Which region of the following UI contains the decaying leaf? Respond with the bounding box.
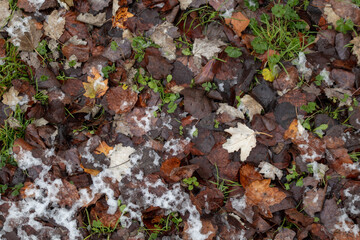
[238,95,264,121]
[77,12,106,27]
[2,87,24,111]
[112,7,134,29]
[94,141,114,156]
[324,88,353,107]
[108,143,136,181]
[216,103,245,120]
[7,15,42,52]
[258,161,283,180]
[0,0,11,28]
[192,37,226,68]
[83,67,109,99]
[350,36,360,66]
[57,0,74,10]
[223,122,257,161]
[225,11,250,37]
[245,179,286,217]
[44,10,65,40]
[80,163,100,176]
[324,4,341,27]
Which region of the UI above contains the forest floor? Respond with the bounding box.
[0,0,360,239]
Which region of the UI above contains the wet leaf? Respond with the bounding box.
[113,7,134,29]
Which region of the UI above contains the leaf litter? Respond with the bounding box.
[0,0,360,239]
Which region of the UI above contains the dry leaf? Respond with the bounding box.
[192,37,226,68]
[0,0,11,28]
[216,103,245,120]
[258,161,283,180]
[239,164,263,188]
[225,11,250,37]
[77,12,106,27]
[2,87,24,110]
[238,95,264,121]
[44,10,65,40]
[245,179,286,218]
[94,141,114,156]
[350,36,360,66]
[223,122,257,161]
[83,67,109,99]
[7,15,42,52]
[80,163,100,176]
[324,4,340,27]
[150,22,179,61]
[112,7,134,29]
[108,143,136,181]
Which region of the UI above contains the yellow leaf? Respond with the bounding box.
[262,68,275,82]
[80,163,100,176]
[94,141,114,156]
[83,67,109,99]
[112,7,134,29]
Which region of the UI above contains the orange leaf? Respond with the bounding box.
[83,67,109,99]
[112,7,134,29]
[80,163,100,176]
[239,164,263,188]
[245,179,286,218]
[225,12,250,37]
[160,157,181,176]
[94,141,114,156]
[284,119,299,140]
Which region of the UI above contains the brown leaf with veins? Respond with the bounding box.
[239,164,263,188]
[245,179,286,218]
[83,67,109,99]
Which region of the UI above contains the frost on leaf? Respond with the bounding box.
[223,122,257,161]
[2,87,24,111]
[83,67,109,99]
[108,143,136,181]
[350,36,360,66]
[44,10,65,40]
[0,0,11,28]
[258,161,283,180]
[6,14,42,52]
[192,37,226,68]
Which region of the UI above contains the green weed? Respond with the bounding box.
[0,105,33,168]
[183,176,199,191]
[0,42,32,97]
[131,36,158,62]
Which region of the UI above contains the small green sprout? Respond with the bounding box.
[183,176,199,190]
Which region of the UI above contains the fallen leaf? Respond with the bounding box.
[149,22,179,61]
[179,0,192,10]
[258,161,283,180]
[7,15,42,52]
[2,87,24,111]
[94,141,114,156]
[238,95,264,121]
[44,10,65,40]
[108,143,136,181]
[239,164,263,188]
[112,7,134,29]
[103,86,138,114]
[303,187,326,217]
[223,122,257,161]
[324,4,341,27]
[77,12,106,27]
[216,103,245,120]
[80,163,100,176]
[350,36,360,65]
[225,11,250,37]
[83,67,109,99]
[192,37,226,68]
[181,88,212,119]
[0,0,11,28]
[245,179,286,218]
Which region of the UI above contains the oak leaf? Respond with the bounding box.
[83,67,109,99]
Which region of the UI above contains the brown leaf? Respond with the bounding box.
[225,11,250,37]
[181,88,212,119]
[239,164,263,188]
[8,18,42,52]
[62,43,90,62]
[169,165,199,182]
[90,198,122,228]
[245,179,286,218]
[112,7,134,29]
[103,86,138,114]
[160,157,181,177]
[83,67,109,99]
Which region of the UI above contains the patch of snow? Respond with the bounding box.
[334,208,360,236]
[320,68,332,86]
[292,52,312,80]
